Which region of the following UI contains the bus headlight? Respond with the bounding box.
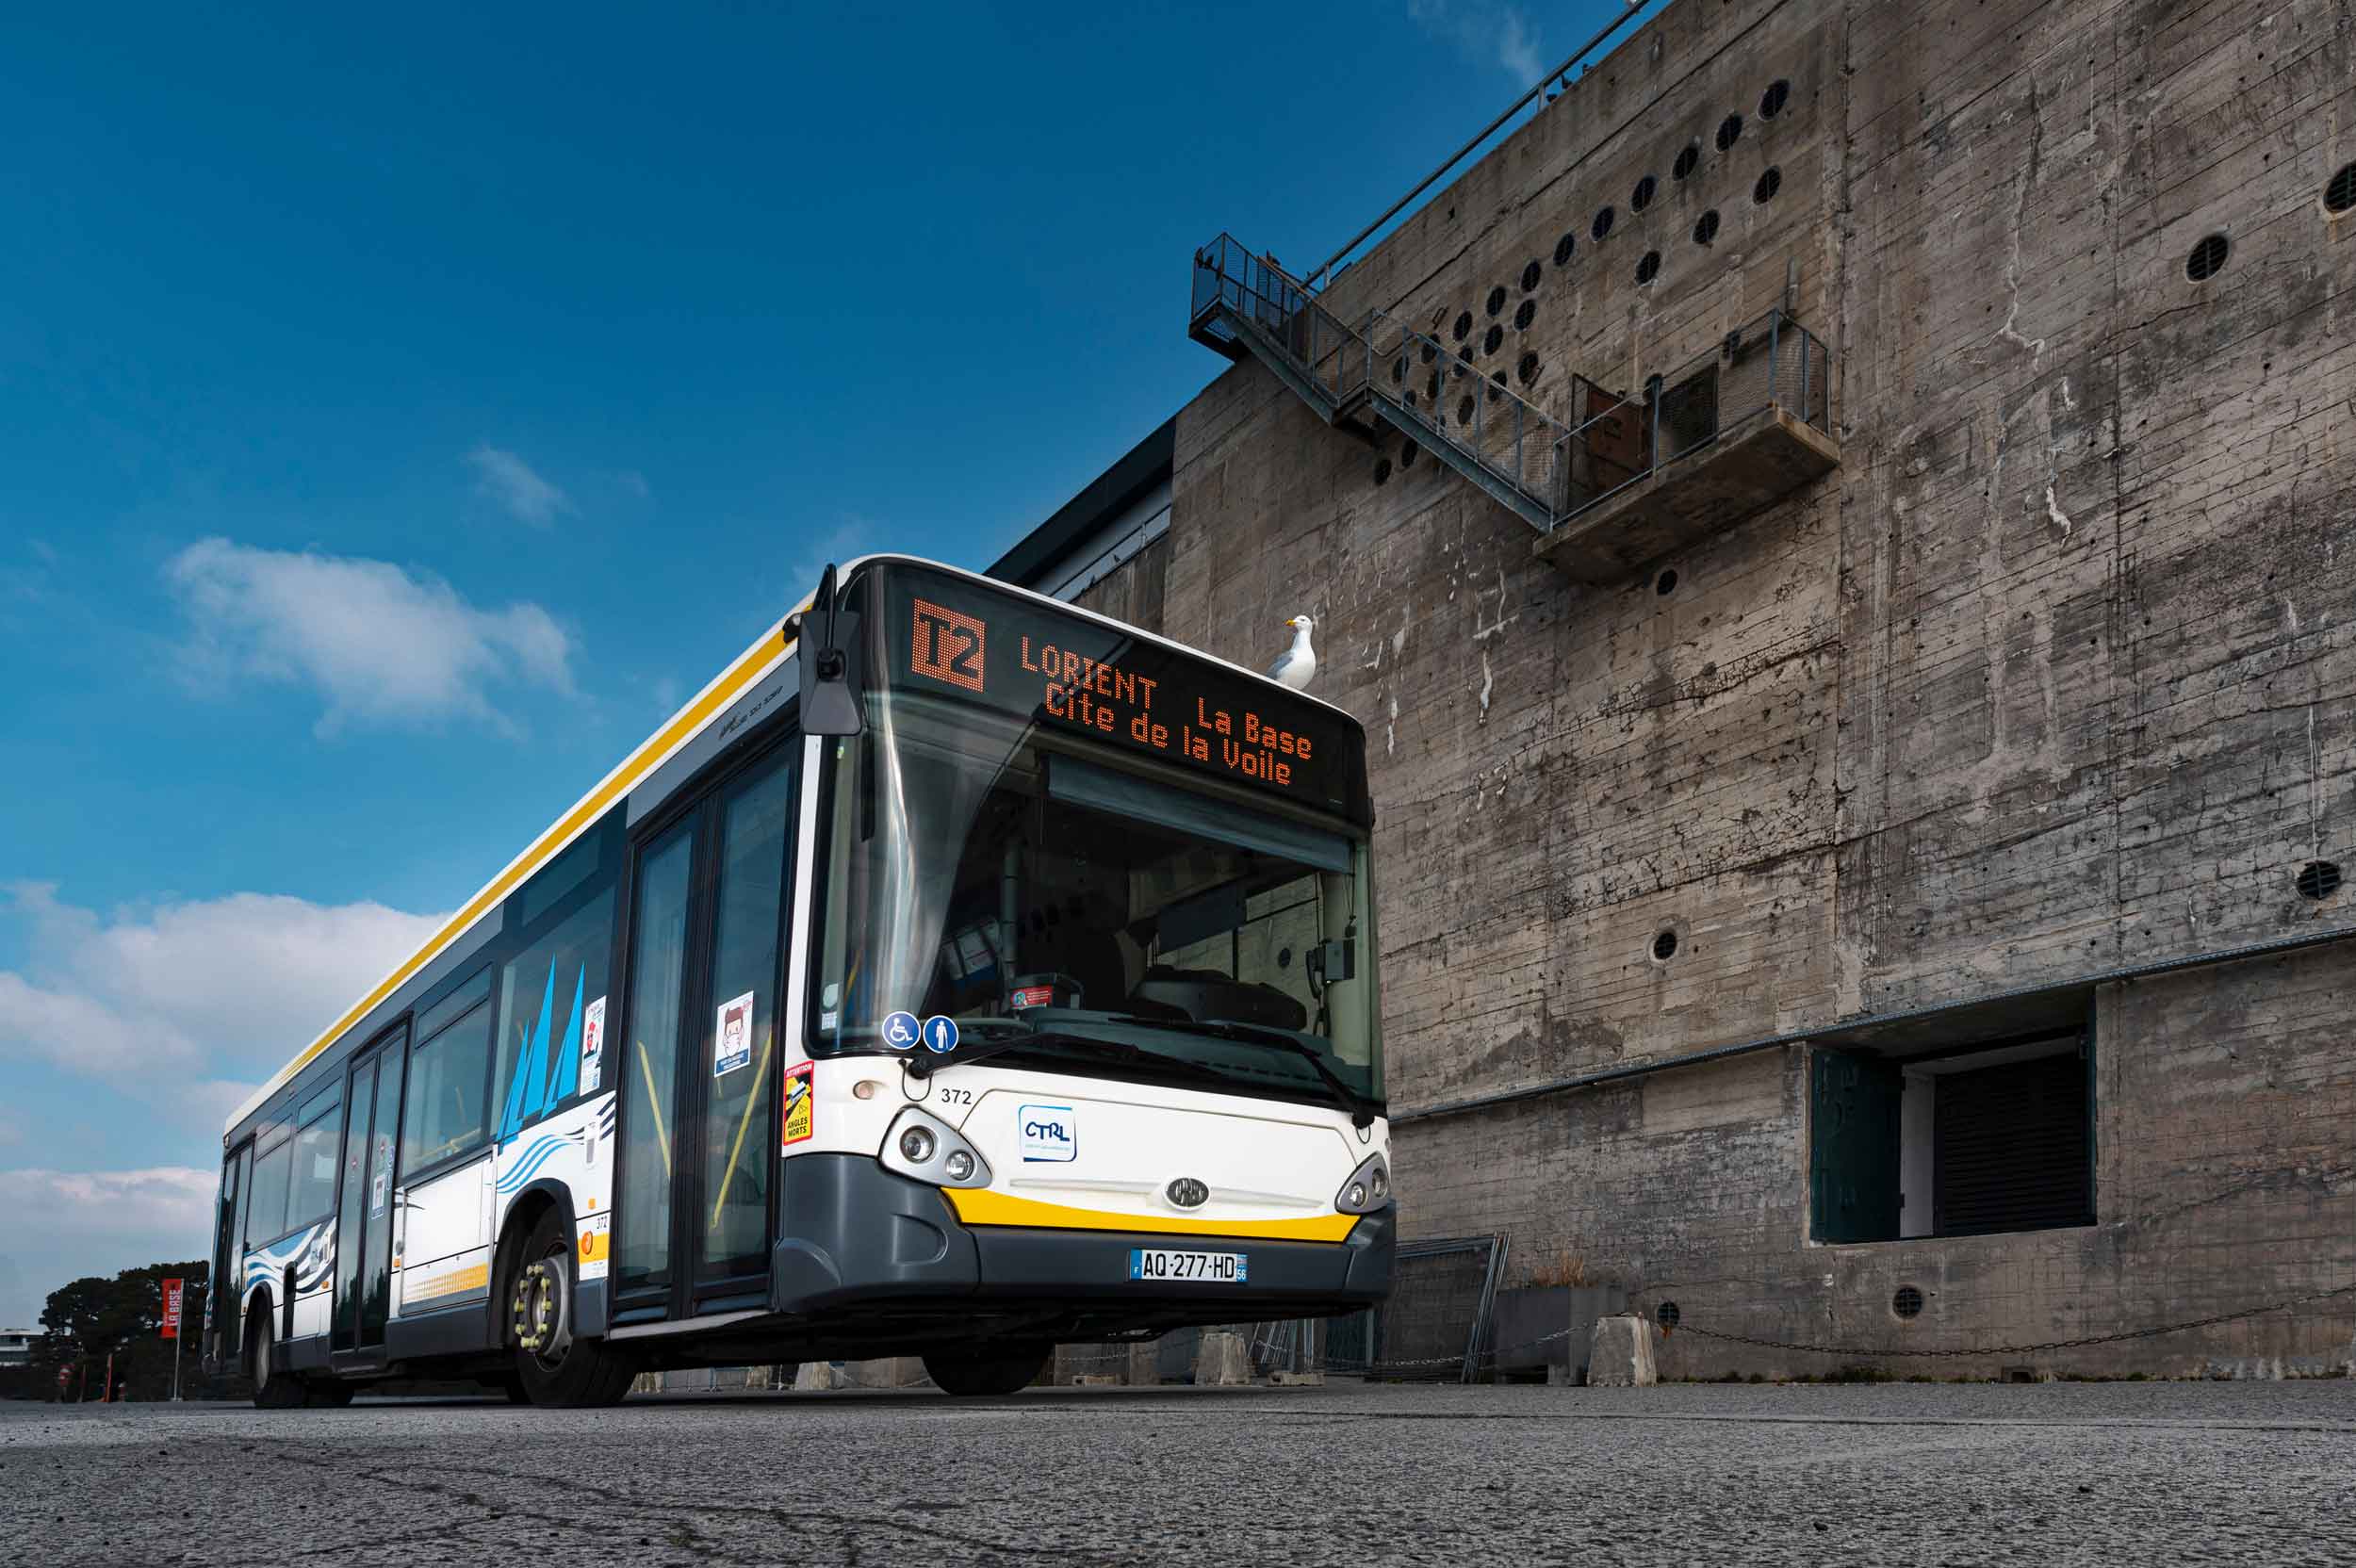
[1334,1153,1391,1213]
[881,1107,992,1189]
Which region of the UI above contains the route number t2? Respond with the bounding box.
[911,597,987,694]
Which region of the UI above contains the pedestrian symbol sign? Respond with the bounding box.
[923,1015,959,1054]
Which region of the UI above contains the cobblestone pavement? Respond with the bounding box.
[7,1380,2353,1566]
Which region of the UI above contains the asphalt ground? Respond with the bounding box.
[6,1380,2353,1567]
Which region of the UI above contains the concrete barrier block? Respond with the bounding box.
[1127,1342,1162,1385]
[1194,1331,1252,1386]
[793,1361,844,1391]
[1586,1314,1658,1387]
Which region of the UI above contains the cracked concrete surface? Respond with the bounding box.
[8,1380,2353,1566]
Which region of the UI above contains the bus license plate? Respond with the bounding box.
[1128,1249,1247,1283]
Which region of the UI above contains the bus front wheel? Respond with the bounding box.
[504,1208,633,1407]
[923,1343,1050,1397]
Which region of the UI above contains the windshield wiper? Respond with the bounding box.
[1109,1015,1380,1129]
[903,1023,1133,1080]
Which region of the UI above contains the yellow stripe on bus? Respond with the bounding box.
[234,617,802,1127]
[944,1189,1358,1243]
[403,1262,490,1301]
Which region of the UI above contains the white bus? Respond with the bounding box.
[203,556,1391,1405]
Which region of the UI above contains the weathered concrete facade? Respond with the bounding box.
[1077,0,2356,1376]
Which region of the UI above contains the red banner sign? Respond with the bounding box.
[160,1277,184,1339]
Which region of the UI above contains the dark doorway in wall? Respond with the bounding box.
[1810,1028,2093,1244]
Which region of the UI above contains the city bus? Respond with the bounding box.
[202,556,1392,1405]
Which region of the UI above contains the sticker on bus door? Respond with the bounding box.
[713,991,755,1077]
[581,995,607,1090]
[781,1061,813,1150]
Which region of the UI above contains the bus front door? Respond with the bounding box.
[612,743,798,1325]
[333,1024,408,1360]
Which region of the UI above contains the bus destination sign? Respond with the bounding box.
[883,566,1367,822]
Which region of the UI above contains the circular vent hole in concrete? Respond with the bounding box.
[2330,163,2356,214]
[1554,231,1577,266]
[1458,394,1476,426]
[1392,357,1406,384]
[1656,567,1678,596]
[1759,79,1791,119]
[1593,205,1615,241]
[1399,441,1418,468]
[1483,323,1505,355]
[1517,351,1541,385]
[1486,285,1508,317]
[1652,928,1677,960]
[2185,233,2229,281]
[1635,250,1661,285]
[1893,1285,1924,1319]
[1673,143,1699,180]
[1755,166,1782,204]
[2296,859,2342,900]
[1372,457,1392,486]
[1514,299,1537,331]
[1693,209,1720,246]
[1657,1300,1681,1329]
[1453,310,1473,341]
[1521,259,1544,291]
[1716,113,1743,152]
[1631,173,1658,212]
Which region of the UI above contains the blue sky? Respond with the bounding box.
[0,1,1656,1326]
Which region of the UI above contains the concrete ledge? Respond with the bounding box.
[1536,404,1841,585]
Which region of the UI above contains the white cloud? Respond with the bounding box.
[0,1167,218,1327]
[0,887,444,1326]
[1408,0,1546,81]
[0,881,445,1094]
[166,536,577,736]
[466,444,574,526]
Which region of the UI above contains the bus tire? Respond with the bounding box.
[923,1344,1049,1396]
[247,1307,303,1410]
[505,1207,632,1407]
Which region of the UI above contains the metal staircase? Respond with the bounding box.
[1189,235,1570,533]
[1189,232,1841,580]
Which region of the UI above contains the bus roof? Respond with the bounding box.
[225,555,1358,1135]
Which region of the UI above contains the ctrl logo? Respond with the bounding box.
[1018,1104,1076,1163]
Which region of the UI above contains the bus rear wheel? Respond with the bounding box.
[923,1343,1049,1396]
[505,1208,632,1407]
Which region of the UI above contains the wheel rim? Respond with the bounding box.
[512,1249,572,1370]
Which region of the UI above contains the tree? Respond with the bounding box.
[11,1261,222,1401]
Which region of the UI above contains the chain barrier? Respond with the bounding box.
[1662,1280,2356,1361]
[1049,1281,2356,1384]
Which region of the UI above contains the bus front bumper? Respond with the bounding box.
[769,1154,1393,1322]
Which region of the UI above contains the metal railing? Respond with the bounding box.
[1359,309,1573,526]
[1560,308,1833,520]
[1191,239,1835,536]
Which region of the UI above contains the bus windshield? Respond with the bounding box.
[809,687,1383,1106]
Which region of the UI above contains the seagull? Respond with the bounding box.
[1267,615,1317,690]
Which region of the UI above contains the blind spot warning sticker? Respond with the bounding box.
[782,1062,814,1150]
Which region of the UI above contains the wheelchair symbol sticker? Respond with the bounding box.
[923,1015,960,1054]
[882,1011,920,1051]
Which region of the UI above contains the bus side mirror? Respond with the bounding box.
[796,563,864,737]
